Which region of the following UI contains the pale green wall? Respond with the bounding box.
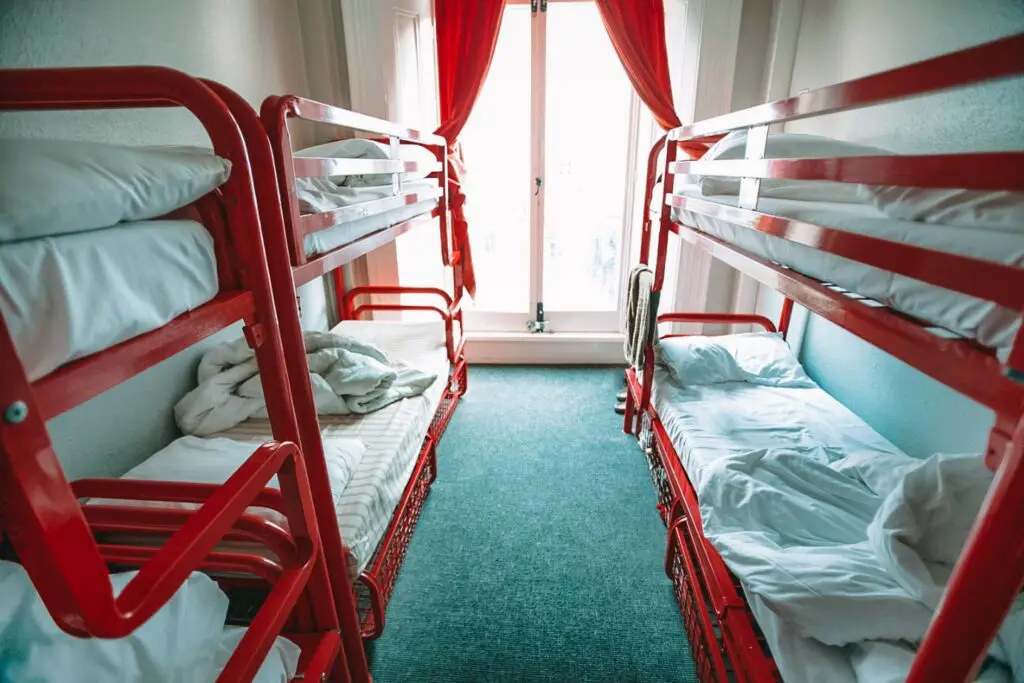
[769,0,1024,457]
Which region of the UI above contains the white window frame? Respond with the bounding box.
[462,0,646,335]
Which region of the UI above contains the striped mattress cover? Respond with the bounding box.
[215,318,450,577]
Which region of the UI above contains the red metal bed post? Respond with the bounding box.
[0,70,328,663]
[907,412,1024,681]
[777,298,794,339]
[635,137,678,433]
[209,81,371,683]
[639,135,668,267]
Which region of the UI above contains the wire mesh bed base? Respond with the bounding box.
[354,357,467,640]
[627,368,780,683]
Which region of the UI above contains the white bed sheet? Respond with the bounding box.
[651,366,903,491]
[655,185,1024,352]
[652,370,1021,682]
[217,319,450,577]
[0,220,218,381]
[297,179,440,257]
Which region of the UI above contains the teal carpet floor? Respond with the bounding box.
[368,367,698,682]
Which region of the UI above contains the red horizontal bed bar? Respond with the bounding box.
[671,151,1024,192]
[668,32,1024,140]
[667,194,1024,313]
[292,156,443,179]
[299,186,444,236]
[271,94,446,146]
[291,209,443,286]
[34,292,254,420]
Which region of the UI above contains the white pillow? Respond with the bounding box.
[295,138,437,187]
[0,138,231,243]
[859,186,1024,232]
[0,562,229,683]
[656,332,815,388]
[698,131,891,203]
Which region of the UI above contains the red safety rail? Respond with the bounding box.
[0,66,342,680]
[204,82,374,683]
[213,85,467,671]
[260,95,459,283]
[627,32,1024,683]
[340,286,466,638]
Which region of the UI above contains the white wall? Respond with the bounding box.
[0,0,328,478]
[772,0,1024,457]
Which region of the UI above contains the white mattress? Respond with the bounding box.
[217,319,450,576]
[661,185,1024,352]
[0,220,219,381]
[299,179,440,257]
[651,367,904,491]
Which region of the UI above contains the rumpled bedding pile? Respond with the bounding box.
[0,562,298,683]
[175,330,437,435]
[655,332,1023,682]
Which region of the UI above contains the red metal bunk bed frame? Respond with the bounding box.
[218,91,466,645]
[623,33,1024,683]
[0,67,348,683]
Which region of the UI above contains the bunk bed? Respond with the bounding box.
[208,87,467,642]
[623,33,1024,683]
[0,67,349,682]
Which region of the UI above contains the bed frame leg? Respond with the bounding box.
[623,384,635,434]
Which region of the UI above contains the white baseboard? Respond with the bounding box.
[466,331,626,365]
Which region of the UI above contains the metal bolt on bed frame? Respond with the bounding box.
[4,400,27,424]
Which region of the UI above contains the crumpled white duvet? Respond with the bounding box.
[175,331,437,436]
[698,449,1024,682]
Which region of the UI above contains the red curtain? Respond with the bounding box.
[434,0,507,298]
[594,0,706,158]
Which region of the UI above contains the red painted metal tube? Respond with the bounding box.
[98,544,286,585]
[33,292,254,421]
[0,68,334,682]
[672,152,1024,192]
[777,299,795,339]
[344,286,463,364]
[670,33,1024,140]
[83,505,298,568]
[639,135,668,267]
[292,632,344,683]
[300,187,444,237]
[207,81,369,683]
[907,415,1024,682]
[668,194,1024,312]
[657,312,777,334]
[216,560,314,682]
[292,211,442,287]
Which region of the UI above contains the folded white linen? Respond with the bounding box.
[175,332,437,435]
[698,449,1023,682]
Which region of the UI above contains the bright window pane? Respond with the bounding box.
[542,2,632,312]
[459,4,532,313]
